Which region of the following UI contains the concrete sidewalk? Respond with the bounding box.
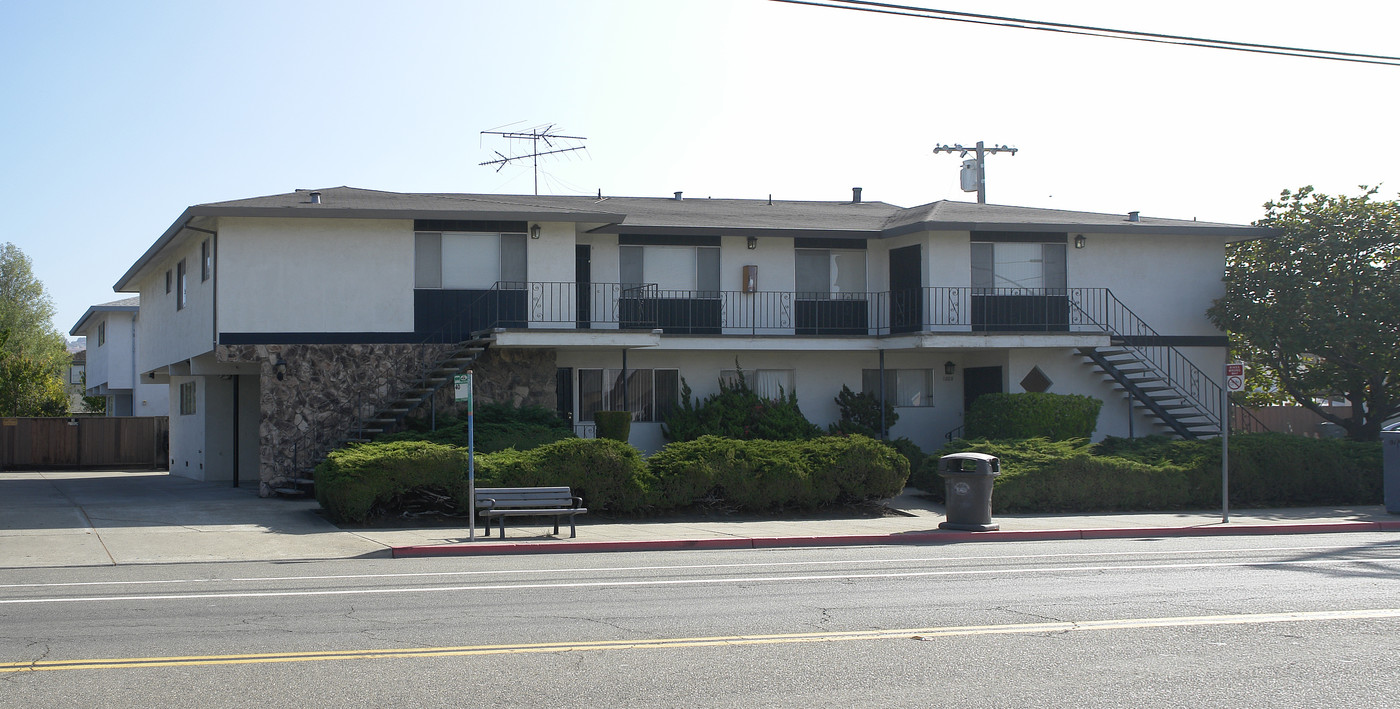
[1,470,1396,568]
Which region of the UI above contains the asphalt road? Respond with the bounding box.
[2,534,1398,708]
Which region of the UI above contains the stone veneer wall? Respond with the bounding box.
[217,344,557,496]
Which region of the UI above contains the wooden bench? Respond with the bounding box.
[474,486,587,539]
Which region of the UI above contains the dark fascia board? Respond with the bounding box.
[588,224,882,240]
[881,220,1278,240]
[114,204,630,291]
[69,304,140,336]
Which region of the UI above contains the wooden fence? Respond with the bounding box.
[1234,405,1351,438]
[0,417,169,470]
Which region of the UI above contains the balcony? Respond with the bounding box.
[418,283,1124,341]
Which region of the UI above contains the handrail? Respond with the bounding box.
[1067,288,1223,431]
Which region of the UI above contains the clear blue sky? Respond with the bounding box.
[2,0,1396,340]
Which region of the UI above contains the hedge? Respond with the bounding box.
[964,392,1102,440]
[910,433,1382,512]
[315,434,910,523]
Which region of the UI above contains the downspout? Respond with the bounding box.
[878,350,887,440]
[232,375,239,488]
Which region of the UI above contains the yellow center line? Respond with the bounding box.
[4,608,1397,673]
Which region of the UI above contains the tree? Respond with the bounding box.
[1207,186,1400,441]
[0,243,70,417]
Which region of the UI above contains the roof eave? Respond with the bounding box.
[880,220,1277,240]
[588,224,883,239]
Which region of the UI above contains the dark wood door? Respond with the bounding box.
[963,366,1003,413]
[889,245,922,333]
[575,245,591,328]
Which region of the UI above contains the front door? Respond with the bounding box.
[963,366,1003,413]
[575,245,591,328]
[889,245,922,334]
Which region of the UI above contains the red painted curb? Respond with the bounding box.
[388,520,1396,558]
[1080,522,1382,539]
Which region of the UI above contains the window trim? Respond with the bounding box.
[863,368,936,407]
[176,259,187,310]
[179,381,196,416]
[577,368,679,423]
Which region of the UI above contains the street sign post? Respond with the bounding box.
[456,372,476,541]
[1221,362,1244,523]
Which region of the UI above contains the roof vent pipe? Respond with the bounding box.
[1127,210,1140,222]
[309,191,322,205]
[674,191,683,201]
[852,187,863,203]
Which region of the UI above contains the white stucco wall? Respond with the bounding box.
[217,217,415,334]
[134,235,217,374]
[168,375,206,480]
[1067,232,1227,336]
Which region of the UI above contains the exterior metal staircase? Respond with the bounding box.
[1078,345,1220,439]
[1068,288,1267,440]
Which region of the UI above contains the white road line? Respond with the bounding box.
[2,556,1398,605]
[0,542,1390,590]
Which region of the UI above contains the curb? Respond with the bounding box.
[391,520,1398,558]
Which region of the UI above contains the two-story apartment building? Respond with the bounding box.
[112,186,1270,495]
[69,297,171,417]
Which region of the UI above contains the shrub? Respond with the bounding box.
[910,434,1382,512]
[314,441,468,524]
[828,385,897,438]
[381,403,574,453]
[663,369,821,442]
[593,411,632,442]
[648,435,909,512]
[964,392,1102,440]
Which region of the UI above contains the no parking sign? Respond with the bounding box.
[1226,363,1245,392]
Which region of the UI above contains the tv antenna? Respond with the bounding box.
[480,123,588,195]
[932,141,1017,204]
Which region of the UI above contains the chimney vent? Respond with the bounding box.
[1127,210,1140,222]
[674,191,683,201]
[852,187,863,203]
[309,191,322,205]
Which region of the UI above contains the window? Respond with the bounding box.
[97,322,105,347]
[619,245,720,293]
[414,231,527,289]
[201,239,211,282]
[578,368,679,422]
[165,269,172,294]
[69,366,83,385]
[971,242,1067,293]
[179,381,196,415]
[863,369,935,407]
[795,249,866,298]
[721,369,795,401]
[176,259,187,310]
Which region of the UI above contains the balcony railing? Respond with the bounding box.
[440,283,1124,337]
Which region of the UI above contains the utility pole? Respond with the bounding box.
[932,141,1018,204]
[480,124,588,195]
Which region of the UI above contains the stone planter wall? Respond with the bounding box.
[217,344,558,496]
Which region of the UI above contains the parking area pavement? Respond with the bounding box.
[1,470,1395,567]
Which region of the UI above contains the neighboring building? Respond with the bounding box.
[65,349,87,413]
[69,297,170,417]
[111,186,1271,494]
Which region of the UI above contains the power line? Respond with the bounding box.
[769,0,1400,67]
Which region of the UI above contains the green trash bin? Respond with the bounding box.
[938,452,1000,531]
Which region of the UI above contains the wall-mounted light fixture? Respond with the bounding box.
[746,236,758,250]
[944,361,956,376]
[1074,234,1086,249]
[274,356,288,382]
[529,224,542,239]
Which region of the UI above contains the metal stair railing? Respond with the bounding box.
[1068,287,1223,435]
